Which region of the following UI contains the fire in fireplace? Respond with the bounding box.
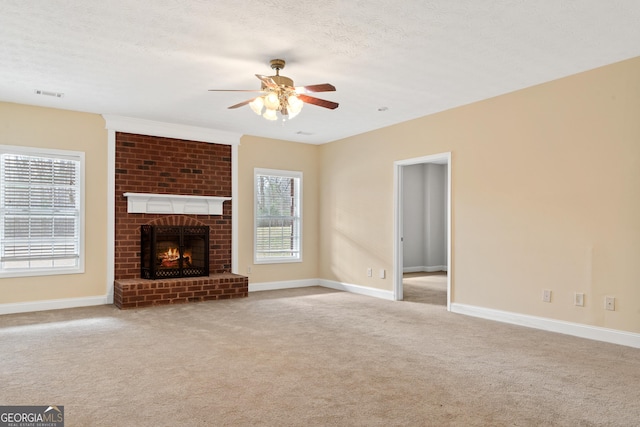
[141,225,209,279]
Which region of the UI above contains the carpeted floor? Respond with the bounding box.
[1,284,639,426]
[403,272,448,306]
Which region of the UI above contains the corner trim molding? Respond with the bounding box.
[451,303,640,349]
[0,296,109,315]
[102,114,241,146]
[231,144,239,274]
[106,125,116,304]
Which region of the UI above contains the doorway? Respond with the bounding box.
[393,152,451,309]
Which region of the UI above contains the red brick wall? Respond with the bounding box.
[114,132,232,280]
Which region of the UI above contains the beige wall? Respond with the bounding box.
[318,56,640,333]
[0,102,108,304]
[2,56,638,335]
[238,135,319,283]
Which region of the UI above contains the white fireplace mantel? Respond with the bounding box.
[123,193,231,215]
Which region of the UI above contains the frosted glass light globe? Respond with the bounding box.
[249,97,264,115]
[264,92,280,110]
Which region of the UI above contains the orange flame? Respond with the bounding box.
[159,247,193,268]
[162,247,180,262]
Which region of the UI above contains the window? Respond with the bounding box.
[0,145,84,277]
[254,168,302,263]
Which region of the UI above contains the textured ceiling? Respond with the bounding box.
[1,1,640,144]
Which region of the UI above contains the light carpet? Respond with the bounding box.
[1,285,639,426]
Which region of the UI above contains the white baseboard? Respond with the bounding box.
[3,288,637,349]
[451,303,640,349]
[249,278,395,301]
[249,279,319,292]
[318,279,395,301]
[0,295,110,315]
[403,265,447,273]
[2,278,393,314]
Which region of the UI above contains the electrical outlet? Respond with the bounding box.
[542,289,552,303]
[574,292,584,307]
[605,296,615,311]
[366,268,372,277]
[247,267,252,275]
[379,269,386,279]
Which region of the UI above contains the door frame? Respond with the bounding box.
[393,152,452,309]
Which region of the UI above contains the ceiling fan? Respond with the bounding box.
[208,59,338,121]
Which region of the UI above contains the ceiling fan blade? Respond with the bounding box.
[255,74,277,88]
[298,94,339,110]
[209,89,263,92]
[296,83,336,93]
[228,98,256,109]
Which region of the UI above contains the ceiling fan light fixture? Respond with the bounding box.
[287,94,303,119]
[264,92,280,110]
[263,108,278,121]
[288,94,302,111]
[249,97,264,115]
[210,59,338,122]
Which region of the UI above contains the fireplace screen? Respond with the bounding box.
[141,225,209,279]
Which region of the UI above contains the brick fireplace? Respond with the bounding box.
[113,132,247,309]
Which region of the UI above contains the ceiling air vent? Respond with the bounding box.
[34,89,64,98]
[295,131,314,136]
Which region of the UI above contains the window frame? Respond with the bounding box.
[253,168,303,265]
[0,144,85,278]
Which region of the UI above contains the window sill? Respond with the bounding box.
[254,258,303,265]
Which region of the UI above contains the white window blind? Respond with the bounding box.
[254,169,302,263]
[0,147,83,275]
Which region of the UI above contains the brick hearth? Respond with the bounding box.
[114,273,248,309]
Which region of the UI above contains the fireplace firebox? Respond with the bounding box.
[141,225,209,279]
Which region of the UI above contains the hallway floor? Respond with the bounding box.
[403,271,447,305]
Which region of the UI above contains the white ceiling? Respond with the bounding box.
[1,1,640,144]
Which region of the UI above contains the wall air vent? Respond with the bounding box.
[34,89,64,98]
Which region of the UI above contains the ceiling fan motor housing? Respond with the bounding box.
[263,75,294,89]
[263,59,294,89]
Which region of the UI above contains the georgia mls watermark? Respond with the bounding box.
[0,406,64,427]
